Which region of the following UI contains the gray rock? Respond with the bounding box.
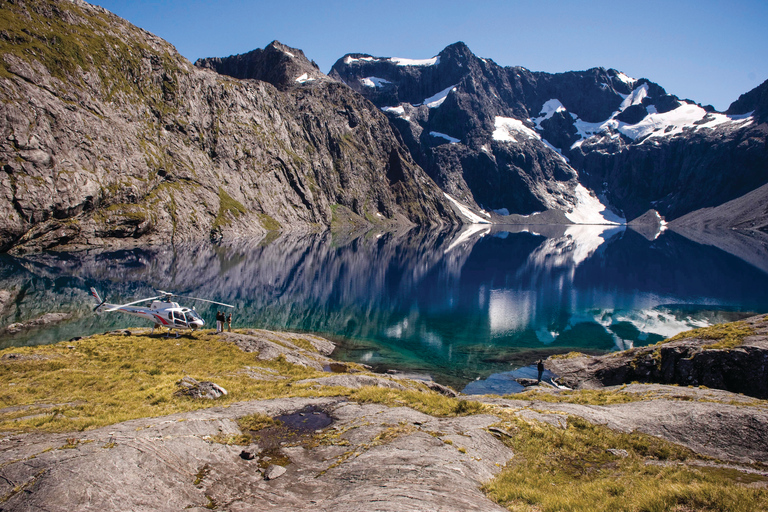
[173,376,228,399]
[295,375,407,390]
[264,464,287,480]
[221,330,335,371]
[0,397,511,512]
[2,312,72,334]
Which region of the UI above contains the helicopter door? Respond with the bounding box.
[172,311,186,327]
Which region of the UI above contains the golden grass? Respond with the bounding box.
[483,414,768,512]
[503,388,646,406]
[0,331,484,433]
[663,321,755,350]
[0,331,326,432]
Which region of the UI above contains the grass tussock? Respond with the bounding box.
[663,321,754,350]
[504,388,646,406]
[484,414,768,512]
[347,386,485,417]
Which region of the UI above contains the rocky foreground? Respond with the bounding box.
[1,328,767,511]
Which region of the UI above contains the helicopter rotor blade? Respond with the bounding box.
[173,295,235,308]
[152,290,234,308]
[103,295,165,312]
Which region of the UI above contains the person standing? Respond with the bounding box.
[226,312,232,332]
[216,311,223,333]
[537,359,544,382]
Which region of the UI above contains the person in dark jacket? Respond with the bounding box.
[537,359,544,382]
[216,311,225,333]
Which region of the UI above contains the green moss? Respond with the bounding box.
[257,213,281,231]
[0,0,181,104]
[213,187,246,229]
[549,351,585,360]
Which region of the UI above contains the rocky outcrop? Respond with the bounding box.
[0,0,457,253]
[486,383,768,463]
[546,314,768,399]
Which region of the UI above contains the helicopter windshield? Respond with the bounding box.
[185,309,202,321]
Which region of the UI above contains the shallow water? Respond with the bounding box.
[1,225,766,392]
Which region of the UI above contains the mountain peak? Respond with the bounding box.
[196,41,323,90]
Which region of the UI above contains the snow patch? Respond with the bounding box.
[360,76,391,88]
[389,56,439,67]
[430,131,460,144]
[619,83,649,111]
[493,208,509,216]
[382,105,405,115]
[614,71,636,86]
[295,73,315,84]
[493,116,539,142]
[444,193,491,224]
[565,184,625,225]
[283,50,295,58]
[344,56,378,64]
[531,99,567,129]
[422,84,457,108]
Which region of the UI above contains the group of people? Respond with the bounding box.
[216,311,232,333]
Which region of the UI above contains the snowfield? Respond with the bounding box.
[563,184,625,225]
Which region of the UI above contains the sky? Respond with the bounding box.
[94,0,768,111]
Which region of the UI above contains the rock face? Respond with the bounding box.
[546,314,768,399]
[331,42,768,225]
[0,0,456,253]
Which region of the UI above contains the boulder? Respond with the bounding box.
[173,376,228,400]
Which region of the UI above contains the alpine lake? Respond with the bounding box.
[2,223,767,394]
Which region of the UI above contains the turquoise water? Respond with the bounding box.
[1,225,766,392]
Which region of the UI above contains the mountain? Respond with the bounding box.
[0,0,457,253]
[331,42,768,223]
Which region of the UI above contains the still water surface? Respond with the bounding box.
[1,224,766,392]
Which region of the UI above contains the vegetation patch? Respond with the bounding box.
[663,321,754,350]
[484,414,768,512]
[213,187,247,229]
[257,213,281,231]
[503,388,646,406]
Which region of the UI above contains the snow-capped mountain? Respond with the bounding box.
[331,42,767,224]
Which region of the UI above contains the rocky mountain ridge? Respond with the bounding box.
[0,0,457,254]
[331,42,768,224]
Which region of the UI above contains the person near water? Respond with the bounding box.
[537,359,544,382]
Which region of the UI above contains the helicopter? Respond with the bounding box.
[90,288,234,336]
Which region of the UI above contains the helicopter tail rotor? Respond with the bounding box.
[90,287,106,312]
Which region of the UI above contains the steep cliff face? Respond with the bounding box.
[0,0,456,253]
[331,42,768,224]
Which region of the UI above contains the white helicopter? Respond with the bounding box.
[90,288,234,336]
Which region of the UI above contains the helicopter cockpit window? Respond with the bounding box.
[185,309,202,321]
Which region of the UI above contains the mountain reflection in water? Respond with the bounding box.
[1,224,767,390]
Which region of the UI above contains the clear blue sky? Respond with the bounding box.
[94,0,768,111]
